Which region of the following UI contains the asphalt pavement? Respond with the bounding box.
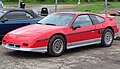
[28,5,77,14]
[0,36,120,69]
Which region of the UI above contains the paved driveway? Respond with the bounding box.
[0,38,120,69]
[28,5,77,14]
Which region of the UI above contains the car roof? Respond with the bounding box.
[0,8,39,18]
[57,12,92,15]
[0,8,25,12]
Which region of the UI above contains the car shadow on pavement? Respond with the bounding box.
[4,51,49,59]
[4,44,105,58]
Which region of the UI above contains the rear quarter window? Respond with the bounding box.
[89,14,105,24]
[96,16,105,23]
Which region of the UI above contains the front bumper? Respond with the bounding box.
[2,44,47,53]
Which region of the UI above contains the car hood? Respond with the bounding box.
[8,24,65,36]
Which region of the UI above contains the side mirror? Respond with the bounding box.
[71,25,81,30]
[0,18,8,23]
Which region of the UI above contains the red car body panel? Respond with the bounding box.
[2,12,119,52]
[2,24,69,48]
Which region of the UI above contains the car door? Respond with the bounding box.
[68,15,97,48]
[27,17,42,24]
[23,12,42,24]
[89,14,105,39]
[0,11,30,39]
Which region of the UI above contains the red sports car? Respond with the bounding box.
[2,12,119,56]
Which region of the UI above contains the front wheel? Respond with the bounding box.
[101,29,114,47]
[48,35,66,57]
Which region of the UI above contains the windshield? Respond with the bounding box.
[38,13,75,26]
[0,11,4,18]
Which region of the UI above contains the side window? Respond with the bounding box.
[89,14,105,24]
[26,13,34,19]
[96,16,105,23]
[73,15,92,27]
[3,11,33,21]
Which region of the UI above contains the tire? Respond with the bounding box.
[48,35,66,57]
[101,29,114,47]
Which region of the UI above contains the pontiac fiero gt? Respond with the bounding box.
[2,12,119,56]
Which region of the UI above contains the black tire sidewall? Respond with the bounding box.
[101,29,114,47]
[48,35,66,57]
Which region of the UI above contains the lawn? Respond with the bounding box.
[74,2,120,13]
[3,0,77,6]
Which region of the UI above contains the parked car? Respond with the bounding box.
[110,10,120,16]
[116,10,120,16]
[0,8,43,40]
[2,12,119,56]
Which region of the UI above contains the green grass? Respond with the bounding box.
[108,2,120,8]
[3,0,77,5]
[3,1,78,7]
[4,2,18,5]
[75,2,120,13]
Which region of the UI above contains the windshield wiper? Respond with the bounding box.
[45,23,56,26]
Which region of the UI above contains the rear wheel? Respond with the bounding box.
[101,29,114,47]
[48,35,66,57]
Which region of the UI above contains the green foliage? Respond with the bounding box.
[3,0,17,2]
